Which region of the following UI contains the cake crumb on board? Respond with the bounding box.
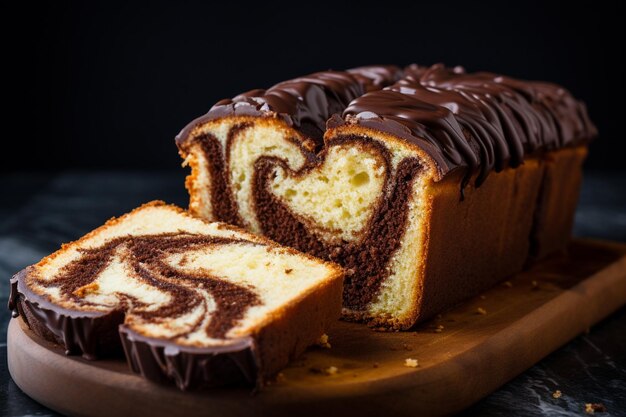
[404,358,419,368]
[317,333,331,349]
[476,307,487,315]
[325,366,339,375]
[309,365,339,375]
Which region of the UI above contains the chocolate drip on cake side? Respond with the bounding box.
[253,135,423,311]
[330,64,597,186]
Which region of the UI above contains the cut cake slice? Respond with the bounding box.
[9,201,344,389]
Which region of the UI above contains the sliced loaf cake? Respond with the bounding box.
[176,64,595,329]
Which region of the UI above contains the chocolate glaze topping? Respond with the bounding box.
[9,233,266,389]
[331,64,597,185]
[176,65,401,146]
[348,65,404,92]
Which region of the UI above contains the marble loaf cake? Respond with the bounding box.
[9,202,344,389]
[176,64,596,330]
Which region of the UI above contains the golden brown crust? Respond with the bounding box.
[530,146,588,260]
[253,267,343,379]
[409,159,545,326]
[37,200,172,271]
[342,157,548,330]
[180,145,208,220]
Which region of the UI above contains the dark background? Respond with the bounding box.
[8,1,625,172]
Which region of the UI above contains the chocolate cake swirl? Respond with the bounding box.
[176,63,595,329]
[9,202,344,389]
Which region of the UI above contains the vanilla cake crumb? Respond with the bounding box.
[477,307,487,315]
[404,358,419,368]
[552,390,562,399]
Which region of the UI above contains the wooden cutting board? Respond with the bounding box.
[8,239,626,417]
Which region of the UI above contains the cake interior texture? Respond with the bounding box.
[10,201,344,389]
[177,64,595,330]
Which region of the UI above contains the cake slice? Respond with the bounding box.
[176,64,595,330]
[9,201,344,389]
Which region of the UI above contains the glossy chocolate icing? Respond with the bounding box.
[176,65,402,146]
[331,64,597,185]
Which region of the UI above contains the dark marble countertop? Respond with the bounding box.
[1,171,625,417]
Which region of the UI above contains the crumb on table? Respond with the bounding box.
[585,403,607,414]
[477,307,487,315]
[552,390,562,399]
[404,358,419,368]
[503,281,513,288]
